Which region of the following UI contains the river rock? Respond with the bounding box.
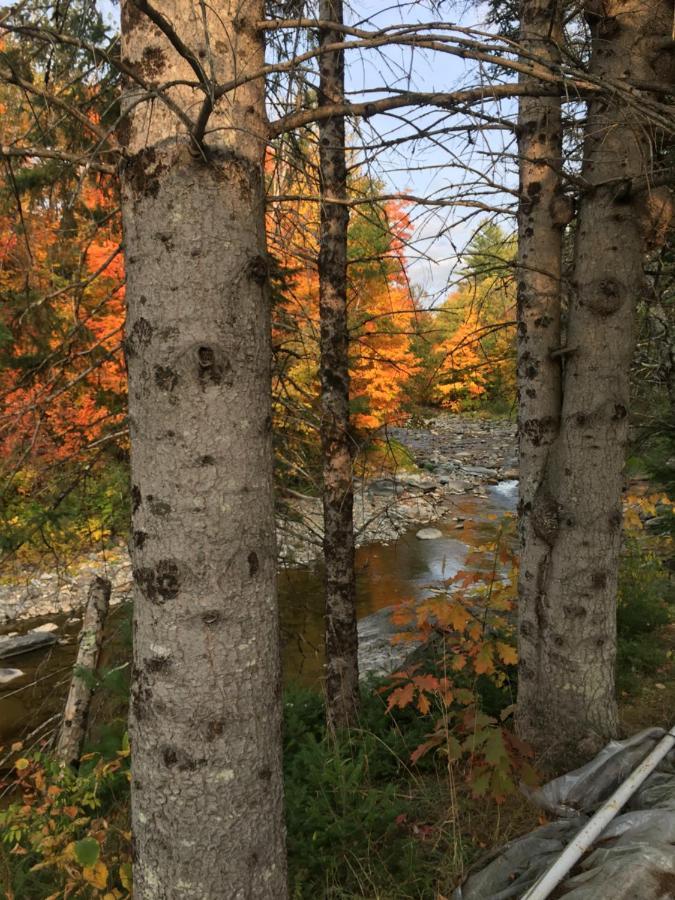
[397,498,435,522]
[30,622,59,633]
[462,465,499,478]
[0,631,58,660]
[397,473,437,490]
[416,527,443,540]
[0,667,23,685]
[368,478,403,495]
[439,477,471,493]
[358,606,421,677]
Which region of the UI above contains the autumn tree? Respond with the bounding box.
[406,224,516,413]
[0,3,125,560]
[268,150,419,477]
[119,1,286,896]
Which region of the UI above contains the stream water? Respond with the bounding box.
[0,482,518,747]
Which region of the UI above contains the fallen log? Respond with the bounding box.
[55,576,111,767]
[0,631,57,659]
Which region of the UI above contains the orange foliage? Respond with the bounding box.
[382,522,539,801]
[268,152,419,435]
[2,133,420,552]
[0,176,125,469]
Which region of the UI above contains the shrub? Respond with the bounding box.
[284,686,461,899]
[616,538,673,691]
[0,740,131,899]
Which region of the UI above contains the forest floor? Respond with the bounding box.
[1,411,673,899]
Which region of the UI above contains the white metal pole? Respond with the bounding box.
[520,726,675,900]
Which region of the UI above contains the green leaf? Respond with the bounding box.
[119,862,133,890]
[484,728,509,767]
[470,768,492,797]
[74,837,100,867]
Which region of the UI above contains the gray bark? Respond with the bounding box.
[318,0,360,728]
[56,576,111,768]
[514,0,565,753]
[120,2,287,896]
[517,0,674,762]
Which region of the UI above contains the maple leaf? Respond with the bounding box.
[435,600,472,632]
[391,606,414,627]
[495,641,518,665]
[467,621,483,642]
[469,767,491,797]
[386,681,414,712]
[451,653,467,672]
[483,728,509,767]
[473,643,495,675]
[413,674,440,692]
[410,733,444,764]
[417,692,431,715]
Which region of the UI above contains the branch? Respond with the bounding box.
[131,0,209,86]
[270,83,566,136]
[0,145,117,174]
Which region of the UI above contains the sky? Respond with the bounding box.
[3,0,517,299]
[95,0,517,297]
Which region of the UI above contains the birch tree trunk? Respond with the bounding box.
[514,0,565,750]
[318,0,360,728]
[120,2,287,896]
[517,0,674,761]
[56,576,111,768]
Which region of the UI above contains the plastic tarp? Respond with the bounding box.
[452,728,675,899]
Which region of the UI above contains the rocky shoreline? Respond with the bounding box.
[0,414,517,628]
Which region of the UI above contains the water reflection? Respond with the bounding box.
[1,483,518,743]
[279,484,517,686]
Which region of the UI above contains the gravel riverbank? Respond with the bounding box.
[0,414,517,627]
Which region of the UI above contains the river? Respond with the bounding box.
[0,478,517,747]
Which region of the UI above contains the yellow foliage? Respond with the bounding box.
[83,861,109,889]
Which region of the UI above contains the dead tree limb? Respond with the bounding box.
[56,576,111,767]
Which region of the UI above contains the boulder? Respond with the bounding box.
[397,473,437,490]
[416,527,443,540]
[439,477,471,493]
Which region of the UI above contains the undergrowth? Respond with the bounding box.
[616,537,674,692]
[0,512,671,898]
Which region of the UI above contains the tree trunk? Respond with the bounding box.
[318,0,360,728]
[517,0,674,762]
[56,576,111,768]
[514,0,565,751]
[120,2,287,897]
